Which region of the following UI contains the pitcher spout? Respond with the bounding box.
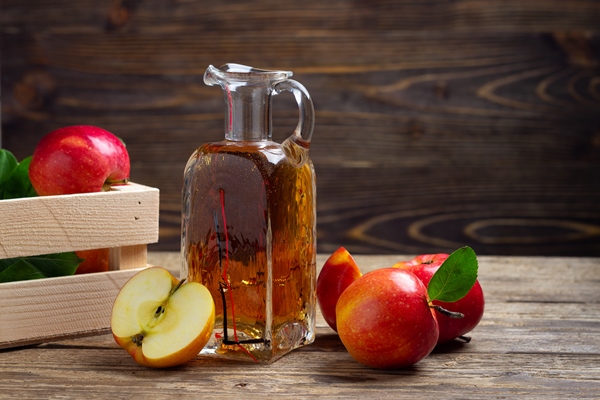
[204,64,292,87]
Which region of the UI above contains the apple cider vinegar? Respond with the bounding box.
[181,64,316,363]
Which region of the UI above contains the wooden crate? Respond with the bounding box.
[0,183,160,349]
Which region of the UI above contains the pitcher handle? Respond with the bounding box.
[273,79,315,144]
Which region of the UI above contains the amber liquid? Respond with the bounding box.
[182,138,316,362]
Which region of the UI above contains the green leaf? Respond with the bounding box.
[427,246,478,303]
[0,149,19,198]
[3,156,38,199]
[0,252,83,283]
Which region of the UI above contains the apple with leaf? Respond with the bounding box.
[393,253,485,345]
[319,246,482,369]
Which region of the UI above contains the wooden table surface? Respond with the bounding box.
[1,252,599,399]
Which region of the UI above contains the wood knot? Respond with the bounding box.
[552,32,599,68]
[13,69,57,111]
[434,81,449,100]
[408,121,425,139]
[591,131,600,148]
[106,0,141,31]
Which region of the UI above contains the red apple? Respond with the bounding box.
[317,247,362,332]
[29,125,130,196]
[29,125,130,274]
[393,254,485,345]
[336,268,439,369]
[74,248,109,274]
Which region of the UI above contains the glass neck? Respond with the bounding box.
[224,84,272,141]
[205,64,292,142]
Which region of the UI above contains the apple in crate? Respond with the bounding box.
[29,125,130,195]
[29,125,131,274]
[111,267,215,368]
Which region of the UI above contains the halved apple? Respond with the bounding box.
[111,267,215,368]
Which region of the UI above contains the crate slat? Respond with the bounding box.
[0,183,159,259]
[0,268,145,349]
[109,244,148,271]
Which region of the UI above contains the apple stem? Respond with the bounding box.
[172,278,187,295]
[430,304,464,319]
[458,335,472,343]
[102,178,130,191]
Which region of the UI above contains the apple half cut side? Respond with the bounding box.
[111,267,215,368]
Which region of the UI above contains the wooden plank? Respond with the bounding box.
[0,344,598,398]
[108,244,147,271]
[1,1,600,258]
[0,253,598,398]
[6,29,598,257]
[0,183,159,258]
[1,0,599,32]
[0,268,144,349]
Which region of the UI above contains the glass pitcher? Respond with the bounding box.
[181,64,316,363]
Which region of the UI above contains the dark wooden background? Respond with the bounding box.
[2,1,600,257]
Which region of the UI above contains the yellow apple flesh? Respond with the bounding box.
[111,267,215,368]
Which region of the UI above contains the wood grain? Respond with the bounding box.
[108,244,147,271]
[0,183,158,349]
[0,267,145,349]
[0,253,597,398]
[2,1,600,256]
[0,183,159,258]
